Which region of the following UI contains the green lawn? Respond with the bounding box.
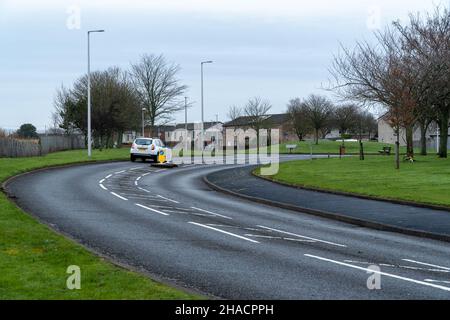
[256,155,450,208]
[0,149,199,299]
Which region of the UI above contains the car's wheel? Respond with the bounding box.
[141,157,146,162]
[130,155,136,162]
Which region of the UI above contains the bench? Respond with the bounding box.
[378,146,392,155]
[286,144,298,154]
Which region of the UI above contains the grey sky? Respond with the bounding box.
[0,0,440,131]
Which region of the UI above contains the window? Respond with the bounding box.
[135,139,152,146]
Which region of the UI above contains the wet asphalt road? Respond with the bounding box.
[6,159,450,299]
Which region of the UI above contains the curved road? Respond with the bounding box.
[6,159,450,299]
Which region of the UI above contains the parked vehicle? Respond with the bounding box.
[130,138,167,162]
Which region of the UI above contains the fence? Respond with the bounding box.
[0,135,85,158]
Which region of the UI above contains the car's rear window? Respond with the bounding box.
[135,139,152,146]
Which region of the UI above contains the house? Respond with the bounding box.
[171,122,223,148]
[122,125,176,144]
[222,114,297,144]
[377,115,450,149]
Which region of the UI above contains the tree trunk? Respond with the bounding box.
[315,129,319,145]
[438,113,449,158]
[359,140,365,161]
[405,125,414,158]
[419,122,428,156]
[395,127,400,170]
[117,131,123,147]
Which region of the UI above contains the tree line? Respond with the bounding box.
[330,6,450,167]
[287,95,377,145]
[54,54,187,149]
[227,95,377,146]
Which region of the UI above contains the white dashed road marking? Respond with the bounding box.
[110,192,128,201]
[157,195,180,204]
[305,254,450,292]
[402,259,450,271]
[258,225,346,248]
[135,204,170,216]
[189,222,259,244]
[191,207,233,220]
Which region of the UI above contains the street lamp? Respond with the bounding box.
[141,108,147,137]
[87,29,105,158]
[201,60,213,162]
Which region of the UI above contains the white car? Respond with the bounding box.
[130,138,166,162]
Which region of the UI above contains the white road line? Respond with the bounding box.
[244,234,316,243]
[115,170,126,174]
[135,204,169,216]
[399,265,449,273]
[402,259,450,271]
[155,169,167,173]
[142,172,151,177]
[188,222,259,244]
[245,234,283,240]
[305,254,450,292]
[138,187,151,193]
[134,181,138,186]
[110,192,128,201]
[425,279,450,284]
[207,224,262,232]
[284,237,317,243]
[191,207,233,220]
[157,195,180,204]
[136,176,142,181]
[99,179,105,184]
[257,225,347,248]
[99,184,108,191]
[105,174,112,179]
[344,260,449,272]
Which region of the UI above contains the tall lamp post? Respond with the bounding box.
[87,29,105,158]
[141,108,147,137]
[201,60,213,163]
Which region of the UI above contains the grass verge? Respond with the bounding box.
[0,149,200,299]
[255,155,450,208]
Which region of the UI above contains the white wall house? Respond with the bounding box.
[378,117,450,149]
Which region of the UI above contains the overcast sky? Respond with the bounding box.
[0,0,442,131]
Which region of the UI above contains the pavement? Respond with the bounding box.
[4,159,450,299]
[205,166,450,241]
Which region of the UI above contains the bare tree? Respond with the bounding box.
[0,127,8,138]
[394,8,450,158]
[243,97,272,153]
[287,98,311,141]
[227,105,243,121]
[303,95,335,145]
[330,26,423,167]
[130,54,187,135]
[334,104,360,141]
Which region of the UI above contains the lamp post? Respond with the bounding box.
[201,60,213,163]
[87,29,105,158]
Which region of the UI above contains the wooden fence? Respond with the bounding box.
[0,135,85,158]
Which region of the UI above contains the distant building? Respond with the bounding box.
[223,114,297,143]
[377,114,450,149]
[122,125,176,144]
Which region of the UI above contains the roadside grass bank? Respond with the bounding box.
[0,149,200,299]
[255,155,450,208]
